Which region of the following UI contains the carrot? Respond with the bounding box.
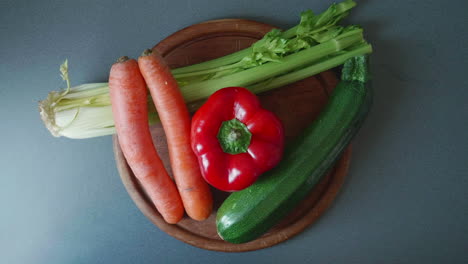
[138,49,213,221]
[109,56,184,224]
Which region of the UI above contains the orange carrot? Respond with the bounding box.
[109,56,184,224]
[138,49,213,221]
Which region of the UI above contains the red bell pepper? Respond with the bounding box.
[191,87,284,192]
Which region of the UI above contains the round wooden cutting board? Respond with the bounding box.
[113,19,351,252]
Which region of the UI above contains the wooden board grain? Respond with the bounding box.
[113,19,351,252]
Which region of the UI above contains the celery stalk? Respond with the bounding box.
[171,0,356,75]
[39,42,371,139]
[181,27,364,102]
[247,43,373,93]
[39,0,372,139]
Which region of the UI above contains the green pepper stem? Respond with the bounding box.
[218,119,252,155]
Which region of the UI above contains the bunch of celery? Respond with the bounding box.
[39,0,372,139]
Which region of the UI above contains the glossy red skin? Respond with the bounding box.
[191,87,284,192]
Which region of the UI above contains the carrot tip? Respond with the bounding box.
[142,49,153,56]
[116,56,130,63]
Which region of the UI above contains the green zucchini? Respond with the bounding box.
[216,55,372,244]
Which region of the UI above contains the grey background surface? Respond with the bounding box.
[1,0,467,263]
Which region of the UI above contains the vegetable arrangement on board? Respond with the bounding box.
[38,0,373,245]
